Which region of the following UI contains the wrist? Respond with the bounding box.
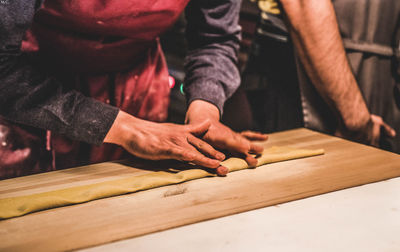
[185,100,220,124]
[104,110,139,145]
[340,97,371,132]
[342,114,371,132]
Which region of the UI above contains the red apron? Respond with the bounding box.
[0,0,189,179]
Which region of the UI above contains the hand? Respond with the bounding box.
[336,114,396,147]
[104,111,229,175]
[185,100,268,167]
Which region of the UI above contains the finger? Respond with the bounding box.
[230,151,258,167]
[188,120,211,136]
[244,154,258,167]
[241,131,268,141]
[174,148,221,169]
[249,143,264,154]
[371,122,380,147]
[216,165,229,176]
[381,121,396,138]
[223,133,252,154]
[334,129,343,138]
[187,135,225,160]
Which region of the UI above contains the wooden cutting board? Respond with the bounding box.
[0,128,399,251]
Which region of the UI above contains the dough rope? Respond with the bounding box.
[0,146,324,220]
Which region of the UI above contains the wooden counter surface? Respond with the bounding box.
[0,128,399,251]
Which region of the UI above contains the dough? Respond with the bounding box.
[0,146,324,220]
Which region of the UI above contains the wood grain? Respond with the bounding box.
[0,128,399,251]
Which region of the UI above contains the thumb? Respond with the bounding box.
[188,119,211,136]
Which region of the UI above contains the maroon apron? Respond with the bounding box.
[0,0,189,179]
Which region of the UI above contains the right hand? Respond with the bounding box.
[104,111,228,175]
[185,100,268,167]
[336,114,396,147]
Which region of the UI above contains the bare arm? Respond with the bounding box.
[280,0,395,145]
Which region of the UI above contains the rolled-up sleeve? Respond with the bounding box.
[184,0,242,115]
[0,0,119,145]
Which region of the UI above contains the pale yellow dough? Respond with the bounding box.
[0,146,324,220]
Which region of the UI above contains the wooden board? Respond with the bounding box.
[0,128,399,251]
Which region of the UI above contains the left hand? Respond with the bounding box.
[336,114,396,147]
[185,100,268,167]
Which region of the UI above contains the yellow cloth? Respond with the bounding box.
[0,146,324,220]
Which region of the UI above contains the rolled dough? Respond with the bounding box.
[0,146,324,220]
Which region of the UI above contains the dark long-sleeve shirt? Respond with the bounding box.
[0,0,241,145]
[184,0,242,114]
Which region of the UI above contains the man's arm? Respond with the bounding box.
[184,0,267,166]
[279,0,395,145]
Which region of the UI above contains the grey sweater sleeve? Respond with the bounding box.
[0,0,119,145]
[184,0,242,115]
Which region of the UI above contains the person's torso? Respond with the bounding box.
[23,0,190,73]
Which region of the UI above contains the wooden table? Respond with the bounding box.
[83,176,400,252]
[1,128,399,251]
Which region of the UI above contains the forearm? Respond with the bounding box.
[0,54,119,145]
[280,0,370,130]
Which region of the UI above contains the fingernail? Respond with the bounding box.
[217,166,229,176]
[216,153,225,160]
[249,159,258,167]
